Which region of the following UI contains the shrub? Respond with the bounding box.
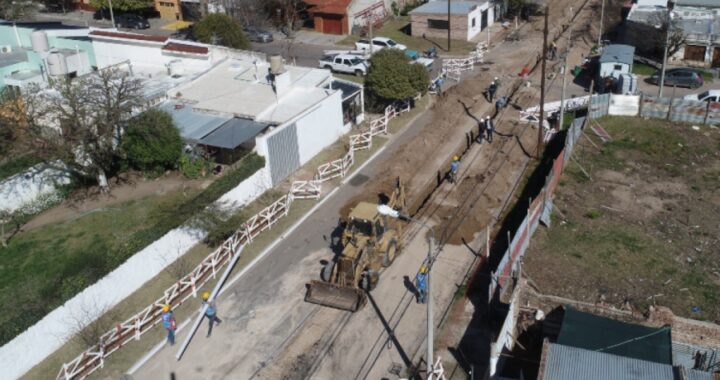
[195,14,250,50]
[179,155,208,179]
[366,49,429,102]
[123,109,183,173]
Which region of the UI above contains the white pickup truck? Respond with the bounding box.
[355,37,407,53]
[319,54,369,76]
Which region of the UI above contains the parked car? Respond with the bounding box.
[355,37,407,53]
[319,54,369,76]
[244,27,273,43]
[93,7,112,20]
[648,68,703,89]
[115,13,150,29]
[683,90,720,102]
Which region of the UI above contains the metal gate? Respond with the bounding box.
[589,93,610,119]
[267,123,301,186]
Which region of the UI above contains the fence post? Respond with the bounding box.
[638,92,644,117]
[667,97,673,121]
[704,100,711,125]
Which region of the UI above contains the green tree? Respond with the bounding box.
[195,14,250,50]
[0,0,35,19]
[366,49,429,102]
[89,0,153,11]
[122,109,182,173]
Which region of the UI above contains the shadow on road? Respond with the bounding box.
[366,291,414,370]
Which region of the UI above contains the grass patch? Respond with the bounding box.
[338,17,476,56]
[632,62,657,76]
[0,155,43,181]
[0,154,264,346]
[334,73,365,85]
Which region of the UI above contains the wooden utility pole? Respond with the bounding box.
[537,5,549,159]
[558,8,574,132]
[447,0,452,51]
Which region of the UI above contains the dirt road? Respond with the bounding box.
[131,1,593,379]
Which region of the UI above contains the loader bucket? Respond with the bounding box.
[305,280,367,312]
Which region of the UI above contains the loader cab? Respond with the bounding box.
[346,202,387,238]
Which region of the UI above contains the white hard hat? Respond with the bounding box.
[494,77,498,80]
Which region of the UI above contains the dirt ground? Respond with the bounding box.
[23,172,208,231]
[524,116,720,321]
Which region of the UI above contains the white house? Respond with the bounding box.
[409,1,494,42]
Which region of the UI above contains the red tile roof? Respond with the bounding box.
[305,0,351,15]
[162,42,209,55]
[89,30,168,43]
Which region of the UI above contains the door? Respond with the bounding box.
[322,15,343,35]
[713,47,720,68]
[481,9,488,29]
[684,45,706,62]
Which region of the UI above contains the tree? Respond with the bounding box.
[366,49,430,102]
[2,68,143,192]
[0,0,35,20]
[89,0,153,12]
[648,11,686,58]
[123,109,182,173]
[195,14,250,50]
[268,0,305,37]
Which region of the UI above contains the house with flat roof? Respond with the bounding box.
[0,22,95,90]
[409,1,494,41]
[165,57,356,183]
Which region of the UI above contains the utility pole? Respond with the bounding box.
[559,8,573,132]
[427,236,435,380]
[447,0,451,51]
[108,0,115,28]
[598,0,605,48]
[369,15,374,55]
[658,0,675,97]
[537,5,549,159]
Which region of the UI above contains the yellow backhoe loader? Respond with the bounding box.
[305,178,406,312]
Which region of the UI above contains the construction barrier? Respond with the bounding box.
[56,94,415,380]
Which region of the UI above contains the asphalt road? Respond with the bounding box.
[250,40,336,68]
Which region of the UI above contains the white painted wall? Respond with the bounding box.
[0,163,72,214]
[599,61,630,79]
[467,2,492,41]
[92,39,211,72]
[0,164,270,380]
[295,89,346,164]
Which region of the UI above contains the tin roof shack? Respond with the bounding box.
[598,44,635,93]
[409,1,494,42]
[493,280,720,379]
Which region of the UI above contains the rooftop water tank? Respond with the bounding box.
[46,52,68,76]
[269,55,284,75]
[31,30,49,53]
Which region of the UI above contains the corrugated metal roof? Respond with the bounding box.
[542,344,713,380]
[676,0,720,8]
[599,44,636,65]
[409,1,486,15]
[198,118,269,149]
[158,101,231,141]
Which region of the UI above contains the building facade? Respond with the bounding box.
[409,1,493,41]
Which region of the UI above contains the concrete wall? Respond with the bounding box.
[295,89,346,164]
[599,61,630,79]
[254,88,347,179]
[92,38,212,72]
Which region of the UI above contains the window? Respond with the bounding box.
[343,59,351,65]
[472,17,476,28]
[613,64,623,71]
[427,19,449,30]
[335,57,342,64]
[372,40,387,46]
[374,220,385,239]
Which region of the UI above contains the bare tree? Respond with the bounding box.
[272,0,304,37]
[68,299,118,349]
[2,68,143,192]
[648,11,686,58]
[0,0,35,20]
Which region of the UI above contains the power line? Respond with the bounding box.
[596,326,671,353]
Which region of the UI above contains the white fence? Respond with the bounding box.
[54,99,414,380]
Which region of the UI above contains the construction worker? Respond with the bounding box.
[202,291,222,337]
[476,117,487,144]
[161,304,176,346]
[495,96,508,116]
[487,81,498,102]
[486,116,495,143]
[449,156,460,183]
[416,265,428,304]
[494,76,501,89]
